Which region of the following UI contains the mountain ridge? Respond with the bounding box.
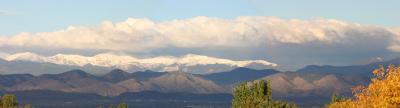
[0,69,228,96]
[296,57,400,76]
[1,52,277,74]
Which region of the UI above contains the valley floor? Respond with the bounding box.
[1,90,331,108]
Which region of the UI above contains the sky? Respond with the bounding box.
[0,0,399,70]
[1,0,399,35]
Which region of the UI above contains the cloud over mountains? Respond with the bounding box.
[0,16,398,52]
[0,16,399,69]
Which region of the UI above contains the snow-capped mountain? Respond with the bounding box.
[1,52,277,74]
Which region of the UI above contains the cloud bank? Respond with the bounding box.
[0,16,398,52]
[0,16,399,70]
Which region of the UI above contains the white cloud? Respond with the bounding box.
[0,16,399,53]
[387,28,400,52]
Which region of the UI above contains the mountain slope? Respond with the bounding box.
[143,71,226,93]
[130,70,166,81]
[101,69,133,83]
[202,67,278,86]
[117,79,143,92]
[297,58,400,76]
[0,74,35,87]
[1,69,227,96]
[259,72,365,96]
[9,70,127,96]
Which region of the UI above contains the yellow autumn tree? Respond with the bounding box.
[328,65,400,108]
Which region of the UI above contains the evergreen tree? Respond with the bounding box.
[117,103,128,108]
[232,80,296,108]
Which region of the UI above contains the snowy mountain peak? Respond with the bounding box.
[1,52,278,73]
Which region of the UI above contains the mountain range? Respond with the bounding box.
[0,66,375,97]
[1,69,227,96]
[1,55,399,107]
[0,52,277,74]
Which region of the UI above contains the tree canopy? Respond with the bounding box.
[232,80,296,108]
[328,65,400,108]
[0,94,30,108]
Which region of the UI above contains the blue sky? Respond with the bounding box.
[0,0,399,70]
[0,0,399,36]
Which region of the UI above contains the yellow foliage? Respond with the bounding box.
[328,65,400,108]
